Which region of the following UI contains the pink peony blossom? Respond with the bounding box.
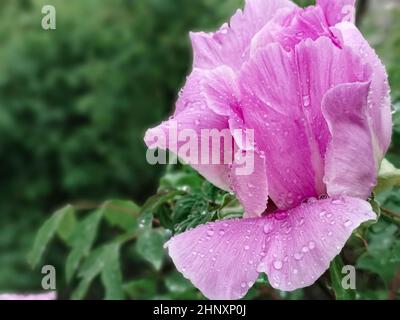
[144,0,392,299]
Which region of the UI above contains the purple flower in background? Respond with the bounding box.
[144,0,392,299]
[0,292,56,300]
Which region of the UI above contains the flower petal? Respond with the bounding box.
[166,196,376,299]
[322,82,377,199]
[190,0,297,70]
[230,150,269,218]
[260,196,376,291]
[239,37,370,209]
[144,70,233,191]
[317,0,356,25]
[200,66,239,117]
[251,5,337,54]
[332,22,392,161]
[0,292,56,300]
[166,218,268,300]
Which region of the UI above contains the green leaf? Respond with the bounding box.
[165,271,194,294]
[159,165,203,191]
[135,229,165,270]
[102,199,139,231]
[71,245,106,300]
[357,221,400,285]
[72,242,124,300]
[124,279,157,299]
[28,205,74,268]
[375,159,400,194]
[101,243,124,300]
[66,209,103,283]
[329,256,356,300]
[57,207,78,243]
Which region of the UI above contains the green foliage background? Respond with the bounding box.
[0,0,399,299]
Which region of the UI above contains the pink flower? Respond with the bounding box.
[0,292,56,300]
[144,0,392,299]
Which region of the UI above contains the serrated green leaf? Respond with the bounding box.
[71,242,124,300]
[71,245,107,300]
[66,209,103,283]
[330,256,356,300]
[135,229,165,270]
[28,205,74,268]
[375,159,400,194]
[357,222,400,285]
[101,243,124,300]
[102,199,139,231]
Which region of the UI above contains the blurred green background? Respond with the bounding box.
[0,0,399,299]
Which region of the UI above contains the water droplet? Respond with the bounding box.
[240,282,247,288]
[309,241,316,250]
[207,230,214,236]
[298,218,305,226]
[292,268,298,274]
[263,224,273,234]
[244,245,250,251]
[294,252,303,260]
[302,246,309,253]
[328,231,333,236]
[331,198,344,205]
[303,95,310,107]
[260,251,266,257]
[195,119,201,126]
[344,220,353,228]
[273,260,283,270]
[285,227,292,234]
[219,229,225,236]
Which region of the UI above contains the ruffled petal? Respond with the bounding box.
[144,71,233,191]
[166,196,376,299]
[259,196,376,291]
[190,0,297,70]
[239,37,370,209]
[322,82,377,199]
[332,22,392,161]
[317,0,356,25]
[251,5,337,54]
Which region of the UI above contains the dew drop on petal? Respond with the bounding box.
[263,224,273,234]
[303,95,310,107]
[294,252,303,260]
[344,220,353,228]
[273,260,283,270]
